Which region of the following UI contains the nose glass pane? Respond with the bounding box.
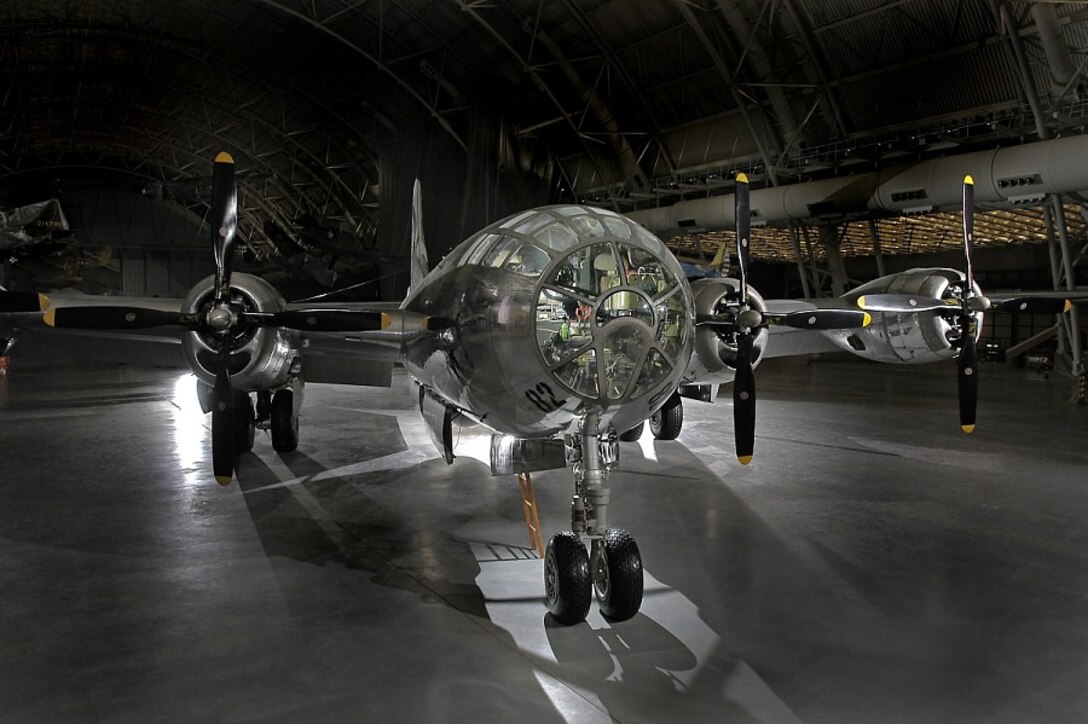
[596,290,653,327]
[601,326,646,401]
[555,349,599,399]
[548,243,620,298]
[655,289,689,359]
[536,290,589,367]
[630,348,673,398]
[501,243,549,277]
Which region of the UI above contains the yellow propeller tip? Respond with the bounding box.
[857,295,867,308]
[214,151,235,164]
[737,455,753,465]
[961,424,975,434]
[964,174,974,185]
[736,172,748,184]
[215,475,233,486]
[38,294,50,311]
[43,308,55,327]
[1064,299,1072,313]
[862,312,872,327]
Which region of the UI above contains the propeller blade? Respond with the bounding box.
[993,297,1072,314]
[956,175,980,435]
[44,306,192,329]
[211,346,235,486]
[958,328,979,434]
[857,294,955,314]
[962,175,975,291]
[259,309,384,332]
[241,309,452,333]
[0,291,49,313]
[211,152,239,302]
[735,173,751,304]
[733,334,756,465]
[775,309,872,330]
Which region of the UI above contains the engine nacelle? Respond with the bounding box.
[838,268,982,364]
[681,277,769,385]
[180,273,301,391]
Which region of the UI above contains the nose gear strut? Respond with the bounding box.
[544,412,644,624]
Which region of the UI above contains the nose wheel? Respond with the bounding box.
[592,529,643,621]
[544,413,645,625]
[544,532,591,625]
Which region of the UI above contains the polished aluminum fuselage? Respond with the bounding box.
[398,205,697,437]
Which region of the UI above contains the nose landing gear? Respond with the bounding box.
[544,413,644,624]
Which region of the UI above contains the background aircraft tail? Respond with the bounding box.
[709,242,727,273]
[409,179,428,293]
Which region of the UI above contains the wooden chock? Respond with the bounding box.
[517,472,545,557]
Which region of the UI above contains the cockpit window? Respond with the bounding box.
[460,232,500,267]
[597,290,653,327]
[513,213,553,236]
[482,236,520,268]
[535,235,692,405]
[568,215,607,240]
[446,205,692,409]
[502,244,549,277]
[547,242,620,297]
[534,222,578,251]
[602,217,632,239]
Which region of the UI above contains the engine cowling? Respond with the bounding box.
[839,268,982,363]
[180,272,300,391]
[681,276,769,386]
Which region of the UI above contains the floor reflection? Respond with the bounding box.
[168,373,209,484]
[465,521,801,723]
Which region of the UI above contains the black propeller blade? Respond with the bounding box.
[992,297,1072,314]
[775,309,872,330]
[209,152,240,484]
[958,175,978,434]
[958,323,979,434]
[257,309,384,332]
[211,344,235,486]
[211,152,239,305]
[46,306,194,330]
[733,332,756,465]
[857,294,955,314]
[732,172,756,465]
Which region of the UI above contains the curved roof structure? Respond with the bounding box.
[3,1,1087,264]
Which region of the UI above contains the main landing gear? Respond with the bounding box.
[545,413,644,625]
[618,389,684,442]
[255,379,303,452]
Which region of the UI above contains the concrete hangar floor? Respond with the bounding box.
[0,350,1086,724]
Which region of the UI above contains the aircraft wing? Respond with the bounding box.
[0,292,407,387]
[761,297,858,359]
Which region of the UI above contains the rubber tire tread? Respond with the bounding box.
[545,532,591,625]
[271,390,299,452]
[650,395,683,440]
[596,528,644,622]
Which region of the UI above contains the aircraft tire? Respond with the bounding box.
[593,528,643,622]
[649,393,683,440]
[234,392,256,453]
[544,532,591,625]
[618,421,644,442]
[271,389,299,452]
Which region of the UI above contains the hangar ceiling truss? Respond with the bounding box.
[2,0,1088,278]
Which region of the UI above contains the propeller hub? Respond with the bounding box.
[965,296,991,313]
[736,308,763,331]
[206,305,236,332]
